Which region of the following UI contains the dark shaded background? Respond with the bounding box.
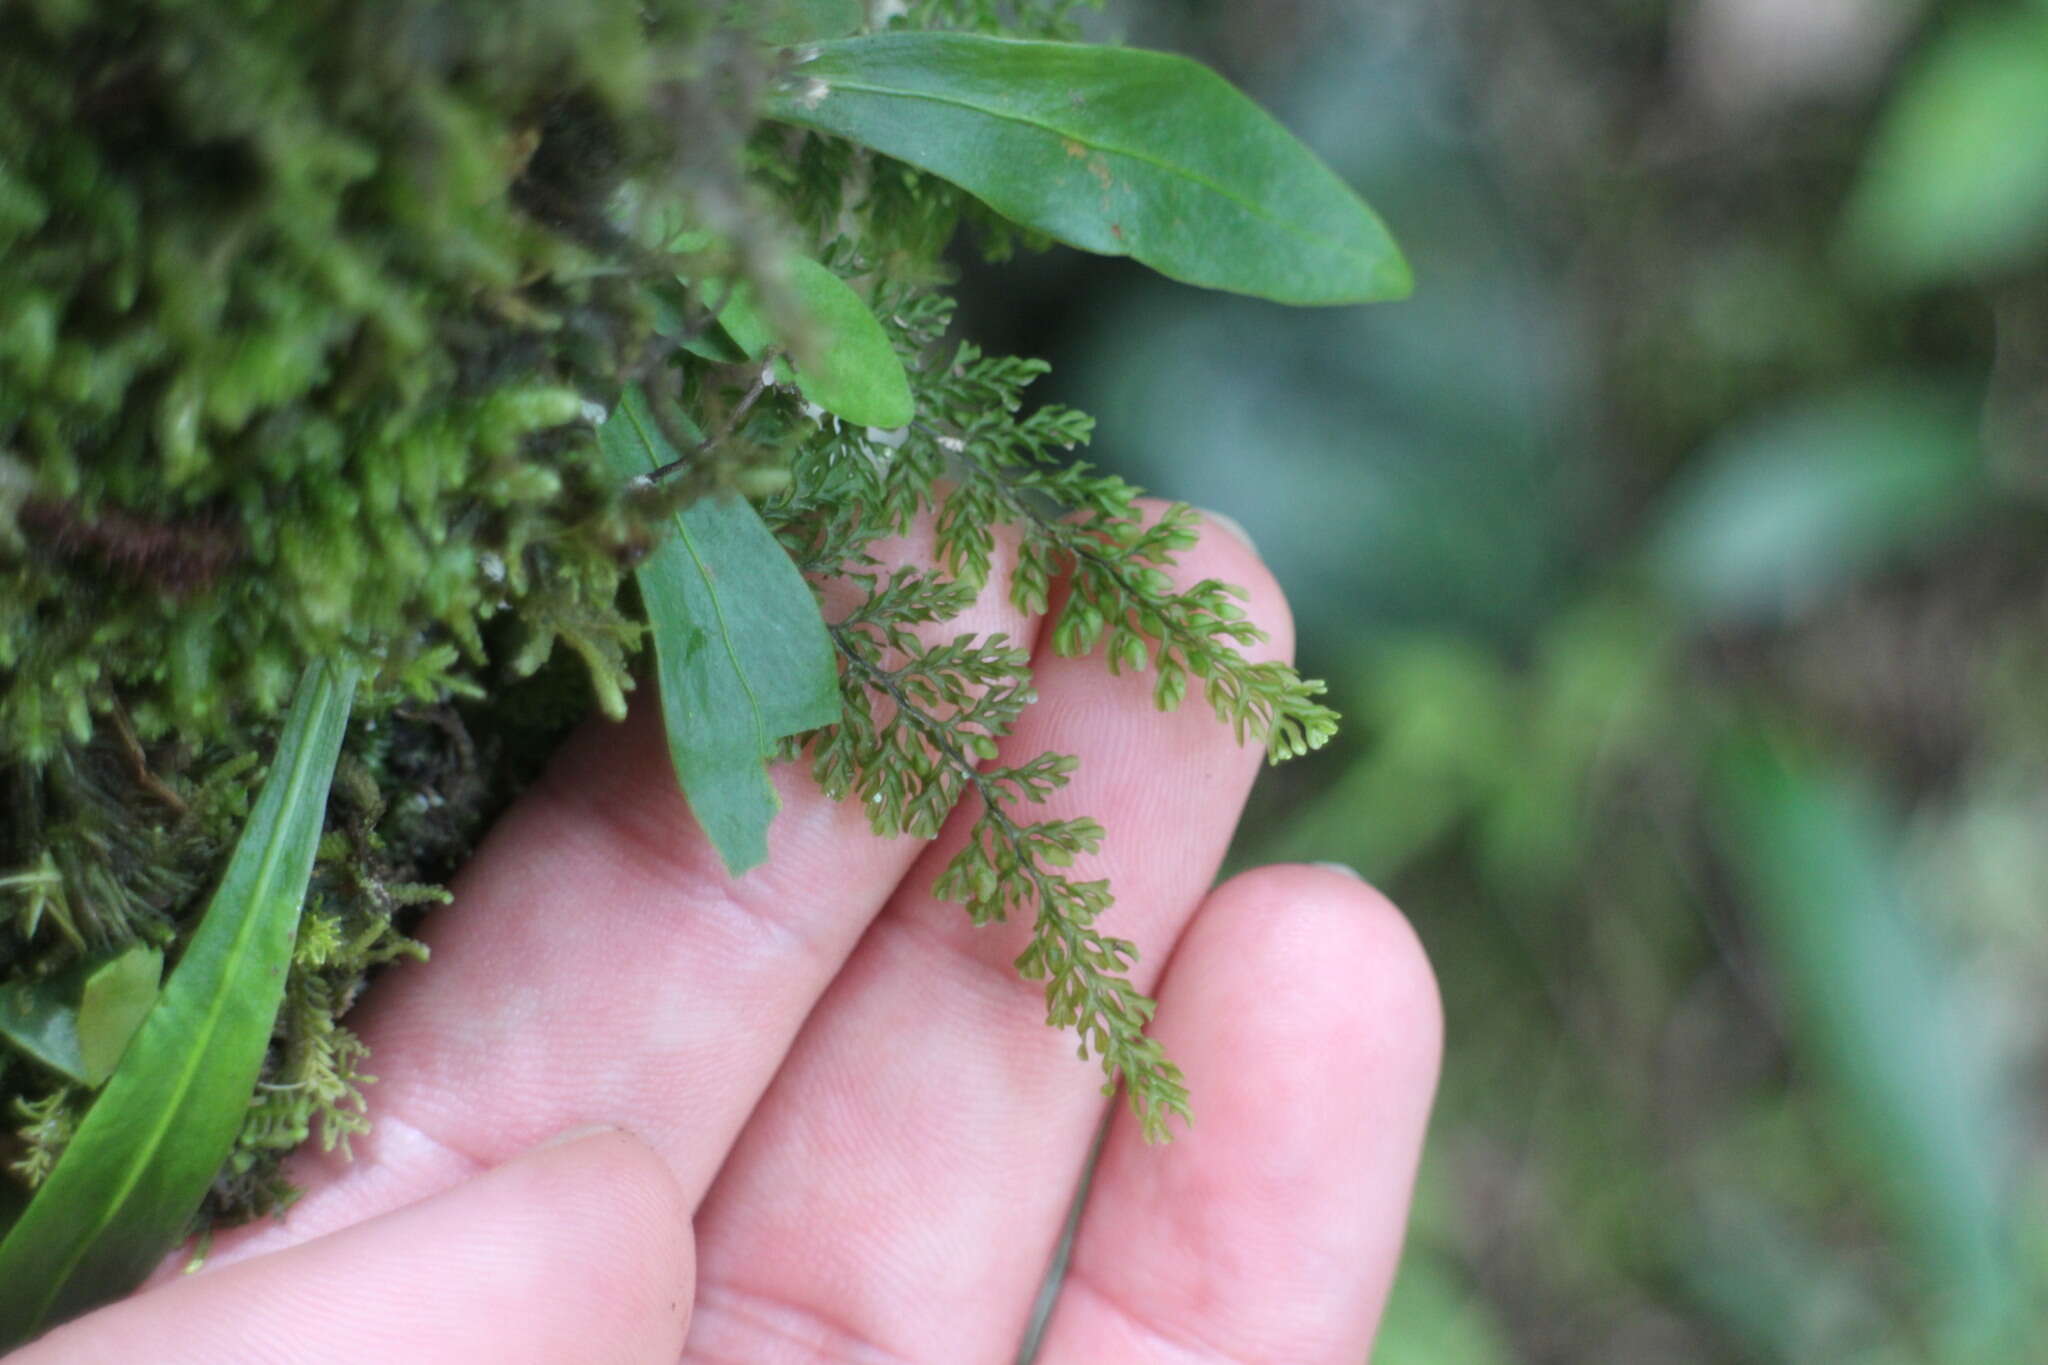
[969,2,2048,1359]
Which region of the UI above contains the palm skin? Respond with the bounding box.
[17,507,1441,1364]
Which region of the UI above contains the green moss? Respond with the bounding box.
[0,0,745,1219]
[0,0,741,769]
[1,0,1341,1224]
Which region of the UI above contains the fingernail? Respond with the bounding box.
[1194,508,1258,556]
[1310,861,1366,882]
[534,1123,623,1152]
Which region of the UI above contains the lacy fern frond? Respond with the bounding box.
[822,616,1193,1141]
[778,332,1338,1138]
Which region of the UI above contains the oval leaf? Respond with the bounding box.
[719,253,914,429]
[598,388,841,875]
[1841,13,2048,287]
[762,33,1410,305]
[74,947,162,1088]
[0,661,356,1347]
[0,946,160,1089]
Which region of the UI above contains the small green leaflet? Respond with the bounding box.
[599,388,840,876]
[0,661,355,1348]
[0,946,162,1089]
[761,33,1410,306]
[717,253,914,430]
[643,239,912,428]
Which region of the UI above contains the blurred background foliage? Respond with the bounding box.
[962,1,2048,1359]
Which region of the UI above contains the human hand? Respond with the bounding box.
[16,508,1441,1364]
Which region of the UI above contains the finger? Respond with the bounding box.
[23,1129,692,1365]
[683,507,1292,1363]
[207,520,1037,1262]
[1037,865,1442,1363]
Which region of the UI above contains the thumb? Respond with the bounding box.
[13,1127,694,1365]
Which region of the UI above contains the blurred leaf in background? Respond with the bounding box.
[1652,380,1983,624]
[1713,737,2021,1355]
[964,0,2048,1359]
[1842,9,2048,288]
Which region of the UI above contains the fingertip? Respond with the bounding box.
[1169,864,1443,1189]
[1037,862,1441,1363]
[510,1124,696,1289]
[1191,507,1259,559]
[1208,862,1444,1088]
[497,1126,696,1355]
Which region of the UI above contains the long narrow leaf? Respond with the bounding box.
[599,388,840,875]
[1713,738,2021,1343]
[0,661,356,1347]
[762,33,1410,305]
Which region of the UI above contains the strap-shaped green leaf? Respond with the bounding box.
[0,661,356,1347]
[718,253,914,429]
[761,33,1409,306]
[599,388,840,875]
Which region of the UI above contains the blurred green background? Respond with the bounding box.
[968,1,2048,1359]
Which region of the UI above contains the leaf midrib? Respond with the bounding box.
[621,400,769,754]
